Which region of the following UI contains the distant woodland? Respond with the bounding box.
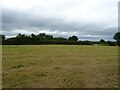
[1,32,120,46]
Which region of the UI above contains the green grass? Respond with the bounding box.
[2,45,118,88]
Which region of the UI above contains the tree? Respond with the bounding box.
[45,35,53,40]
[38,33,46,40]
[100,39,105,43]
[113,32,120,46]
[54,37,67,41]
[0,34,6,45]
[31,33,36,37]
[113,32,120,41]
[107,41,117,46]
[68,35,78,41]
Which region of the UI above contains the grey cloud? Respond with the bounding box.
[2,2,117,41]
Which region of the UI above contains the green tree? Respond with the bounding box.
[38,33,46,40]
[113,32,120,46]
[100,39,105,43]
[68,35,78,41]
[0,34,5,45]
[113,32,120,41]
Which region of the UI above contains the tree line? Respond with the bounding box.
[1,32,120,46]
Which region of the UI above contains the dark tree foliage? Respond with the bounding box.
[100,39,105,43]
[106,41,117,46]
[113,32,120,46]
[1,33,118,46]
[2,34,5,40]
[3,33,69,45]
[114,32,120,45]
[99,39,107,46]
[78,41,93,45]
[68,35,78,41]
[0,34,6,45]
[113,32,120,41]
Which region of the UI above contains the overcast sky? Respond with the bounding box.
[2,0,119,41]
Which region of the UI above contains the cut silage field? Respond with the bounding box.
[2,45,118,88]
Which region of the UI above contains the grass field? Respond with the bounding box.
[2,45,118,88]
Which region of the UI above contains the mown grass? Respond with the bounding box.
[2,45,118,88]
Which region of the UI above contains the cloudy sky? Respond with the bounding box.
[2,0,119,41]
